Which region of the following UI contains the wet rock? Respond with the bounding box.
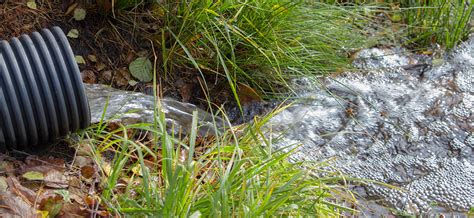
[266,37,474,213]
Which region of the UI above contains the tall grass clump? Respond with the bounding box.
[114,0,375,101]
[401,0,473,49]
[318,0,473,50]
[80,109,356,216]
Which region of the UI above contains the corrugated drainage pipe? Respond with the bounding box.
[0,26,90,152]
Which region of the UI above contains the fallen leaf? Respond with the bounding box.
[0,176,7,192]
[73,8,87,21]
[54,189,71,203]
[7,177,36,203]
[0,160,14,176]
[97,210,111,217]
[59,202,90,217]
[75,56,86,64]
[67,177,84,204]
[73,156,93,168]
[129,57,153,82]
[24,156,65,170]
[0,189,37,216]
[128,79,138,86]
[115,68,132,87]
[84,195,96,207]
[75,141,95,156]
[44,170,68,188]
[26,1,37,9]
[64,2,77,15]
[81,70,96,84]
[175,79,193,102]
[96,63,106,71]
[80,166,95,179]
[39,196,63,218]
[22,171,44,181]
[99,70,112,83]
[237,83,262,105]
[87,54,97,62]
[96,0,113,13]
[67,29,79,38]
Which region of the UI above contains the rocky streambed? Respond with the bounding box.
[267,36,474,214]
[84,36,473,215]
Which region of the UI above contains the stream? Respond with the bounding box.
[85,35,473,215]
[267,36,473,214]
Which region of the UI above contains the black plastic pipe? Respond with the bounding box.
[0,26,90,152]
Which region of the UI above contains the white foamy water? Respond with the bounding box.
[267,37,474,214]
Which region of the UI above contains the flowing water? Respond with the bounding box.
[85,84,222,136]
[84,36,473,215]
[267,37,474,214]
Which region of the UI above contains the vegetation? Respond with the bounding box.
[111,0,378,104]
[106,0,473,106]
[81,0,472,216]
[2,0,472,216]
[318,0,473,50]
[80,106,356,216]
[401,0,473,49]
[59,1,381,216]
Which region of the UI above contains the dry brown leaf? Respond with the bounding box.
[237,83,262,105]
[96,63,107,72]
[87,54,97,62]
[7,176,36,204]
[175,79,194,102]
[73,156,93,168]
[81,70,97,84]
[80,166,95,180]
[114,67,132,87]
[44,170,68,189]
[84,195,97,208]
[57,202,90,217]
[67,177,84,203]
[100,70,113,82]
[0,189,38,216]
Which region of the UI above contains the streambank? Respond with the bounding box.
[83,36,473,215]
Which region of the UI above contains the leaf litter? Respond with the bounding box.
[0,151,109,217]
[0,1,274,216]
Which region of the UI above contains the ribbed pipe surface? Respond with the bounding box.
[0,26,90,152]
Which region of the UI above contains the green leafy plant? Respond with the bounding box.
[129,57,153,82]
